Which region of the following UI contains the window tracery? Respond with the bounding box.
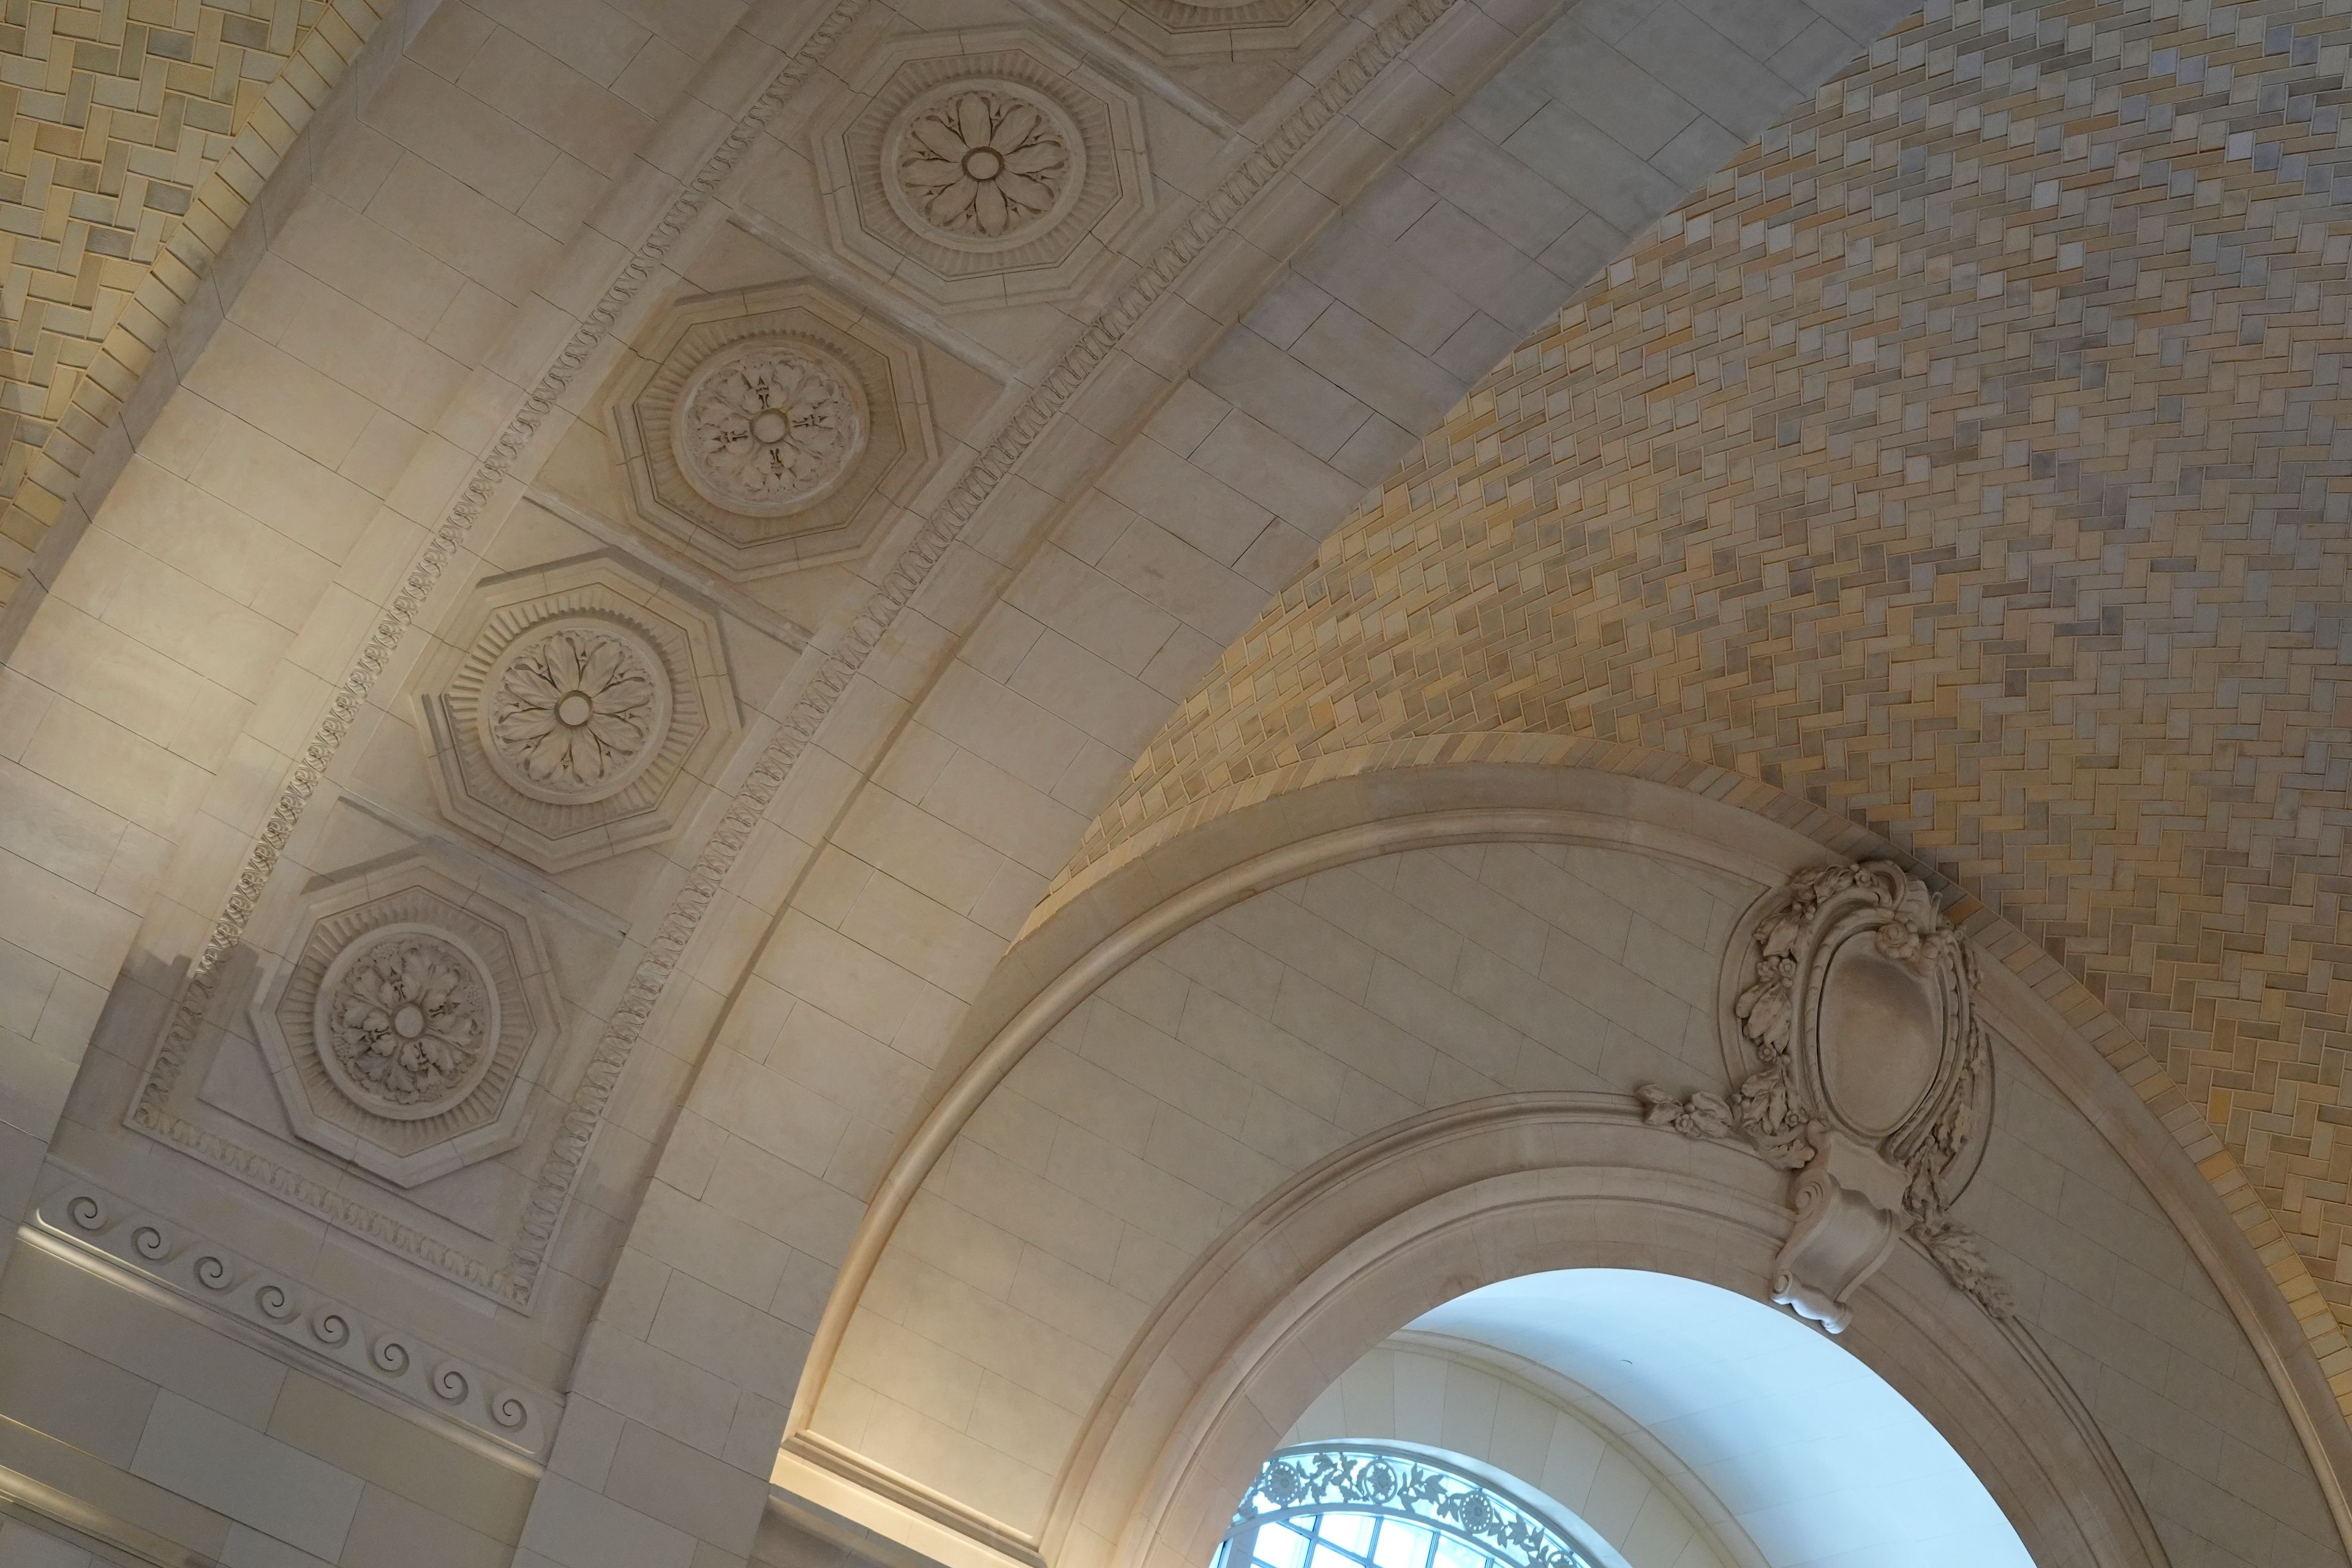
[1219,1446,1600,1568]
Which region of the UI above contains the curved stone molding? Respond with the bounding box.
[818,28,1154,309]
[32,1178,558,1464]
[606,285,941,578]
[417,555,739,868]
[1063,1102,2162,1568]
[1076,0,1336,59]
[130,0,1458,1312]
[248,856,562,1188]
[1642,861,2007,1330]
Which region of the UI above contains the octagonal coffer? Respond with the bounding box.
[815,26,1154,311]
[413,554,741,872]
[248,856,562,1188]
[603,283,943,578]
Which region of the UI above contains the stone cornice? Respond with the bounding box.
[27,1173,558,1466]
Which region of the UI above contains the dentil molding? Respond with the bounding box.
[1074,0,1338,59]
[29,1177,558,1465]
[415,554,741,868]
[817,26,1154,309]
[1642,861,2011,1330]
[605,284,942,577]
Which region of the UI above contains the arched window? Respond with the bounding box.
[1216,1446,1602,1568]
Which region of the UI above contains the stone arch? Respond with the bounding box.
[785,758,2352,1562]
[1054,1107,2156,1568]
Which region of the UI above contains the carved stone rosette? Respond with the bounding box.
[249,858,562,1188]
[416,555,739,870]
[1642,862,2007,1329]
[606,284,941,578]
[818,29,1153,309]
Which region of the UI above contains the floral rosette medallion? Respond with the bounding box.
[479,617,672,806]
[886,83,1080,248]
[671,341,868,517]
[314,925,501,1120]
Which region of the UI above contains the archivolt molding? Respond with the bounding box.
[1053,1105,2166,1568]
[789,761,2352,1556]
[26,1175,558,1466]
[126,0,1474,1310]
[782,1100,2165,1568]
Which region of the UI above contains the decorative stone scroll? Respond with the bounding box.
[1641,862,2009,1329]
[34,1180,558,1462]
[416,555,739,870]
[607,284,940,578]
[818,28,1152,309]
[249,856,562,1188]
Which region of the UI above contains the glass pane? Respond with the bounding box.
[1372,1520,1433,1568]
[1256,1526,1310,1568]
[1320,1515,1376,1558]
[1434,1536,1490,1568]
[1312,1542,1363,1568]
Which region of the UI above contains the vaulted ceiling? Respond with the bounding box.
[1055,0,2352,1379]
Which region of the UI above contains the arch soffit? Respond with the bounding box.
[1058,1117,2157,1568]
[1348,1328,1770,1568]
[790,755,2352,1557]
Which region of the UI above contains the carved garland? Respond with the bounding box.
[129,0,1468,1307]
[1642,861,2013,1327]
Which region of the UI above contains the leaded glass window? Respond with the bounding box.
[1215,1446,1600,1568]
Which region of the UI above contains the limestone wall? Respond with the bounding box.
[815,839,2344,1568]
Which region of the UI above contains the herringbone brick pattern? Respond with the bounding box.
[0,0,376,602]
[1065,0,2352,1364]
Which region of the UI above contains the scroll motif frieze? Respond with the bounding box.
[1642,862,2010,1329]
[31,1180,558,1462]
